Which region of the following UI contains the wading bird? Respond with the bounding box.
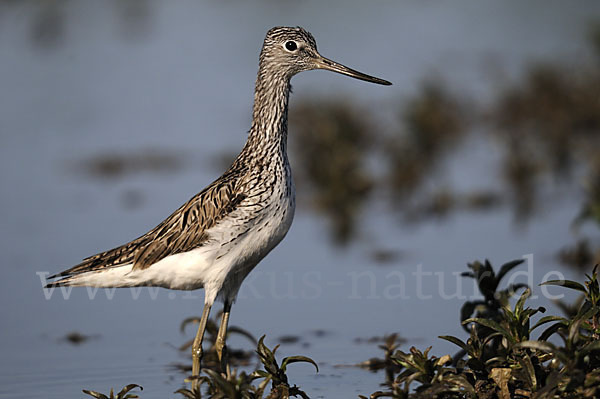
[45,26,390,388]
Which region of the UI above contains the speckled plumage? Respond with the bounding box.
[46,28,310,306]
[45,26,390,384]
[46,27,390,306]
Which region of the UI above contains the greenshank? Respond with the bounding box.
[46,26,391,387]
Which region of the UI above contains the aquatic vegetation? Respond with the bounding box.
[74,149,183,180]
[360,261,600,398]
[458,259,529,334]
[176,368,263,399]
[400,81,466,157]
[291,100,374,245]
[175,313,256,372]
[355,334,405,383]
[252,335,318,398]
[83,384,143,399]
[61,330,99,345]
[175,335,318,399]
[81,335,317,399]
[591,21,600,59]
[386,81,466,206]
[558,239,599,271]
[287,32,600,264]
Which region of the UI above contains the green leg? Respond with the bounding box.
[191,302,211,392]
[215,301,231,373]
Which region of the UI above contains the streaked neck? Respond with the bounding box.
[246,65,291,157]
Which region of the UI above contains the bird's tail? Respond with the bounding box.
[43,264,136,289]
[44,275,76,288]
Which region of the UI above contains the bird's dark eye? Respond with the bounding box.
[285,41,297,51]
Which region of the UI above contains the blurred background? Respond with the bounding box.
[1,1,600,398]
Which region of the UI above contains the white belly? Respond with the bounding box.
[64,179,296,306]
[205,186,296,303]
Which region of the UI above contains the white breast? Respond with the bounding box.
[198,176,296,304]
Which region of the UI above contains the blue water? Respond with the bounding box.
[1,1,599,398]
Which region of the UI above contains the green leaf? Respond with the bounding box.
[506,283,529,294]
[462,318,516,344]
[476,260,497,299]
[443,374,476,394]
[568,318,584,343]
[575,305,599,322]
[82,390,109,399]
[496,259,525,287]
[521,307,545,322]
[530,316,568,333]
[485,356,507,367]
[541,280,587,294]
[254,374,272,398]
[227,326,257,344]
[518,354,537,390]
[581,340,600,353]
[539,322,565,341]
[116,384,142,399]
[393,351,420,371]
[515,340,557,353]
[256,334,278,370]
[257,335,271,358]
[203,369,236,397]
[460,300,485,331]
[367,391,392,398]
[281,355,319,373]
[482,332,504,347]
[252,370,270,379]
[514,288,531,317]
[174,389,196,399]
[518,340,571,365]
[438,335,469,353]
[179,317,201,333]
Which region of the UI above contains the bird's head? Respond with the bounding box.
[260,26,391,85]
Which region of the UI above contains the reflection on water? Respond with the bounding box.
[289,81,470,246]
[73,149,184,180]
[30,1,65,49]
[558,239,598,270]
[3,1,600,398]
[388,81,468,206]
[113,0,154,39]
[291,37,600,266]
[61,331,100,346]
[169,330,317,399]
[359,261,600,399]
[175,313,256,373]
[492,63,600,221]
[291,101,374,245]
[24,0,154,48]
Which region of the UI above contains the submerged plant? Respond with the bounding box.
[253,335,318,399]
[291,100,374,245]
[361,260,600,399]
[176,368,262,399]
[459,259,528,328]
[175,335,318,399]
[83,384,143,399]
[176,313,256,373]
[356,334,405,384]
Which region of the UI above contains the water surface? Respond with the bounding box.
[1,1,599,398]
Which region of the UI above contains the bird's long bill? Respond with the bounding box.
[315,56,392,86]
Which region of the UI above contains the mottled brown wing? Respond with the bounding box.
[51,175,245,278]
[131,178,246,271]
